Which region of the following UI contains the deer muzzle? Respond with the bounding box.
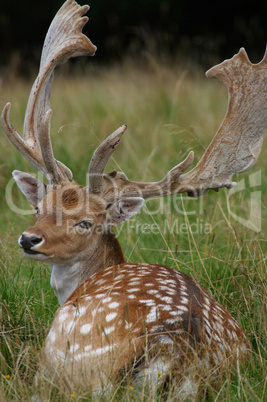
[19,232,44,255]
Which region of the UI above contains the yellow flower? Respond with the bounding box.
[70,394,76,398]
[5,375,10,380]
[128,385,134,390]
[158,372,162,376]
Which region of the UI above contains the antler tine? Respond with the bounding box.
[88,125,127,194]
[100,48,267,201]
[1,0,96,184]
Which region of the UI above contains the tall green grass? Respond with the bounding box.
[0,58,266,400]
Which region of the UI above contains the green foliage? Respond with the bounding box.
[0,59,266,399]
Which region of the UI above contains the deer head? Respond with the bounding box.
[2,0,267,306]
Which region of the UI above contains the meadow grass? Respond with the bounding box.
[0,57,266,400]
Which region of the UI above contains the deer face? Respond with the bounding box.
[14,171,144,265]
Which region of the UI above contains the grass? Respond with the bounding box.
[0,56,266,400]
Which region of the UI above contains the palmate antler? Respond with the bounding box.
[1,0,96,184]
[94,48,267,201]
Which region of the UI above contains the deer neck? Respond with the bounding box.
[50,232,125,305]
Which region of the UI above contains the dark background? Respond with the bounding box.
[0,0,266,74]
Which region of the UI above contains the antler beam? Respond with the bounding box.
[1,0,96,184]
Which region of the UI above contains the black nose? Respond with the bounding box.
[19,233,42,250]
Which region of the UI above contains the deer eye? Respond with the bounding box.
[35,207,40,217]
[77,220,92,230]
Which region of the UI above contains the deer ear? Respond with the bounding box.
[106,197,144,226]
[12,170,47,206]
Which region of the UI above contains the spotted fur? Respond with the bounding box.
[43,263,250,392]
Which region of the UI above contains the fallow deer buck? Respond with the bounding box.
[2,0,267,396]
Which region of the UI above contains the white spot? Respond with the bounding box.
[159,285,170,291]
[80,323,92,334]
[167,288,176,296]
[218,342,226,353]
[123,264,134,268]
[180,296,188,305]
[156,273,168,278]
[161,296,173,304]
[69,344,79,353]
[212,352,220,365]
[128,294,136,299]
[216,305,225,313]
[104,325,115,335]
[102,297,112,303]
[47,330,56,343]
[146,306,158,323]
[158,335,174,345]
[150,325,163,333]
[114,274,124,281]
[90,345,114,356]
[204,296,210,306]
[60,305,71,315]
[95,279,107,286]
[106,312,117,322]
[214,314,223,323]
[95,293,106,299]
[165,318,180,324]
[224,342,231,352]
[125,321,133,330]
[58,313,68,323]
[212,332,221,342]
[226,329,233,339]
[144,283,154,287]
[215,323,225,333]
[206,333,211,343]
[126,288,140,293]
[205,325,211,337]
[108,301,120,309]
[56,350,66,361]
[203,317,212,328]
[230,320,237,329]
[78,306,87,315]
[147,289,158,295]
[203,309,209,319]
[129,281,140,286]
[165,279,177,286]
[232,331,238,340]
[66,321,74,334]
[216,349,224,362]
[170,306,188,315]
[84,344,92,351]
[102,270,112,277]
[177,305,188,313]
[139,299,155,306]
[159,304,172,311]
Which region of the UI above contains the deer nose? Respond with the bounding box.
[19,233,43,250]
